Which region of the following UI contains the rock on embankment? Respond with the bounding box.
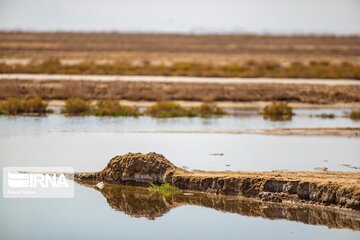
[75,152,360,210]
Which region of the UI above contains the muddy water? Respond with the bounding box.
[0,113,359,172]
[0,113,360,239]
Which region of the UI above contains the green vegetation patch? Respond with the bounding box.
[149,183,182,195]
[94,100,140,117]
[62,97,92,116]
[349,111,360,120]
[262,102,294,121]
[146,101,195,118]
[191,102,226,118]
[0,97,48,115]
[146,101,226,118]
[1,59,360,79]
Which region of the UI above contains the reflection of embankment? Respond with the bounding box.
[76,180,360,230]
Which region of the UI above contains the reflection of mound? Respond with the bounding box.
[101,185,174,220]
[76,180,360,230]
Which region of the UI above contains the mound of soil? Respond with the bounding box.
[76,152,176,185]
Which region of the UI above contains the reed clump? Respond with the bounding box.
[146,102,195,118]
[0,97,48,115]
[262,102,294,121]
[146,101,226,118]
[191,102,226,117]
[349,111,360,120]
[62,97,92,116]
[93,100,140,117]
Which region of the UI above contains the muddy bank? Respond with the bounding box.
[75,152,360,210]
[75,181,360,230]
[1,79,360,103]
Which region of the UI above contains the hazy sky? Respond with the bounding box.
[0,0,360,35]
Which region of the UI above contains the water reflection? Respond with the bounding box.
[76,180,360,230]
[263,115,292,121]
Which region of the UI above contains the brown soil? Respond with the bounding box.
[75,152,360,211]
[1,79,360,103]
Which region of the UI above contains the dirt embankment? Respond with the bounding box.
[1,79,360,103]
[75,152,360,211]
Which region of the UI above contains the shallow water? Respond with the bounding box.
[1,108,359,134]
[1,131,359,172]
[0,112,359,172]
[0,112,359,239]
[0,181,359,240]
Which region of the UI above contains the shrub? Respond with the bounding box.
[349,111,360,120]
[262,102,293,121]
[0,97,48,115]
[39,58,62,73]
[93,100,140,116]
[23,97,49,114]
[146,101,195,118]
[62,98,92,115]
[149,183,182,195]
[192,102,226,117]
